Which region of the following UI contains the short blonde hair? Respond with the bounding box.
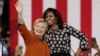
[33,18,48,30]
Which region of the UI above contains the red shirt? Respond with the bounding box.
[18,24,50,56]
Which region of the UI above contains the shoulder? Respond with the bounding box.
[63,23,72,28]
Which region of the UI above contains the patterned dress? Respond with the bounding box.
[44,24,89,54]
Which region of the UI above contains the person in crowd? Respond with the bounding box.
[0,24,9,56]
[15,0,50,56]
[43,8,89,56]
[15,45,23,56]
[91,38,100,56]
[0,0,9,37]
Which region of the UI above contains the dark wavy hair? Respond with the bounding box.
[43,8,64,29]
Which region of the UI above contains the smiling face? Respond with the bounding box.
[34,22,47,39]
[45,12,56,26]
[33,19,48,39]
[0,0,4,16]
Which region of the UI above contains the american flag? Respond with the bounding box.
[10,0,100,56]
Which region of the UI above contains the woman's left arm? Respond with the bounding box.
[66,25,89,50]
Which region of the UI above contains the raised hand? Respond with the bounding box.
[15,0,24,24]
[15,0,23,13]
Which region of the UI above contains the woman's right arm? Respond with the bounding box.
[15,0,31,41]
[15,0,24,24]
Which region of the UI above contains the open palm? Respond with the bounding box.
[15,0,23,13]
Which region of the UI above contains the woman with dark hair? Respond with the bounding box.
[43,8,89,56]
[43,8,63,30]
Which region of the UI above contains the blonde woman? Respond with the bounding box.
[15,0,50,56]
